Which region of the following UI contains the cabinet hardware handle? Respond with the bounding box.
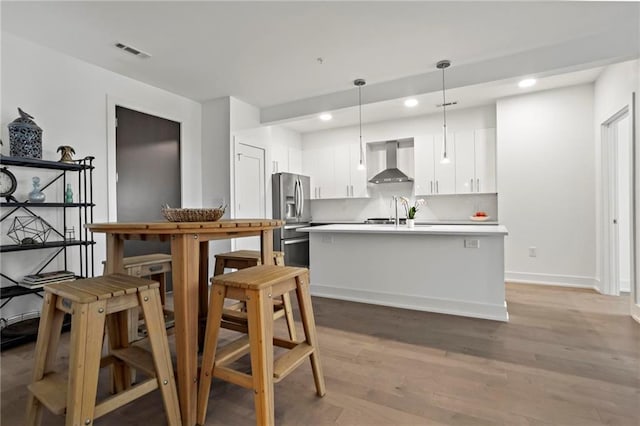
[319,187,321,198]
[436,180,439,193]
[351,185,354,196]
[470,179,474,192]
[477,178,480,192]
[430,181,433,194]
[347,185,349,197]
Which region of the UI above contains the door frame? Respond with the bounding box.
[231,136,268,250]
[106,95,186,221]
[600,104,635,297]
[631,92,640,323]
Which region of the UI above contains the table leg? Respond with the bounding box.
[260,229,274,266]
[171,233,200,426]
[198,241,209,351]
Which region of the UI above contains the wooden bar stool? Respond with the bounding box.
[213,250,297,341]
[197,265,326,426]
[103,253,173,338]
[25,274,181,426]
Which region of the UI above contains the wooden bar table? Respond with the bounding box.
[86,219,283,426]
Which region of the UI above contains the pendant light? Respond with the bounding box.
[437,60,451,164]
[354,78,366,170]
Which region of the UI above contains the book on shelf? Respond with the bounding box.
[18,277,76,289]
[21,270,76,284]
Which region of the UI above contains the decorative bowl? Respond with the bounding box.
[161,205,226,222]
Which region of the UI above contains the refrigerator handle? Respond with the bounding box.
[299,178,304,218]
[294,178,301,218]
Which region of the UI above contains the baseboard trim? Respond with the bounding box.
[505,272,600,291]
[310,284,509,322]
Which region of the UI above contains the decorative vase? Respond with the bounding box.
[8,108,43,159]
[65,184,73,203]
[28,176,46,203]
[407,218,415,228]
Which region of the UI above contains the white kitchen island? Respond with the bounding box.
[299,224,509,321]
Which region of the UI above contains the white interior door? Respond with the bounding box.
[602,107,634,298]
[234,143,265,251]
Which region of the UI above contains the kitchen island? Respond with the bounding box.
[299,224,509,321]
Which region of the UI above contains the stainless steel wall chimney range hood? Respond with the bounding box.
[369,139,414,184]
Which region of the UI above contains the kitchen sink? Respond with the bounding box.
[365,217,406,224]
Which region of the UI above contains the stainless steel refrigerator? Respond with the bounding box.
[272,172,311,267]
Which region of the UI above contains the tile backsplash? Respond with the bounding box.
[310,183,498,222]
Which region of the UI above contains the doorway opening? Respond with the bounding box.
[115,106,181,261]
[233,142,266,251]
[601,106,634,296]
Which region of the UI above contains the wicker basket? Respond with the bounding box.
[161,205,226,222]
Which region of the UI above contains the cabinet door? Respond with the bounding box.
[288,146,302,174]
[349,143,368,198]
[454,130,475,193]
[271,143,288,174]
[433,134,456,194]
[333,144,351,198]
[303,145,334,199]
[414,135,435,195]
[474,128,496,193]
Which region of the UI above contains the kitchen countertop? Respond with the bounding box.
[299,223,508,236]
[311,219,499,225]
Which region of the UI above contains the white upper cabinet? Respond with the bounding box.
[302,142,369,199]
[453,128,496,193]
[474,128,496,193]
[415,128,495,196]
[414,135,456,195]
[433,133,457,195]
[454,130,476,193]
[288,146,302,174]
[415,134,455,195]
[333,143,352,198]
[414,135,436,195]
[349,143,368,198]
[303,145,334,199]
[270,143,288,174]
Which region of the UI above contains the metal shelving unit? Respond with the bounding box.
[0,155,95,350]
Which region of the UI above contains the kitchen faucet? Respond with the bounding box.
[392,196,400,226]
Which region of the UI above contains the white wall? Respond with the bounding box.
[200,96,262,257]
[1,33,202,318]
[497,84,596,288]
[301,105,498,221]
[593,59,639,295]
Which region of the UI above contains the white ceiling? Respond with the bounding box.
[281,66,604,133]
[2,1,638,116]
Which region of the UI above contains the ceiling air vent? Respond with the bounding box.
[115,42,151,59]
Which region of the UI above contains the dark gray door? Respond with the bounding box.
[115,106,181,262]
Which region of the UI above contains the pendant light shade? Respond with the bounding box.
[437,60,451,164]
[354,78,366,170]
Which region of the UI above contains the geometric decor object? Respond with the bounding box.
[7,216,53,245]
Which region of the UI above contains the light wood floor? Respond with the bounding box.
[2,284,639,425]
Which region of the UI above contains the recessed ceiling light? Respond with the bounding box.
[319,113,332,121]
[518,78,537,88]
[404,99,419,108]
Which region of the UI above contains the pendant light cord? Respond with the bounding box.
[359,84,363,164]
[441,66,447,131]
